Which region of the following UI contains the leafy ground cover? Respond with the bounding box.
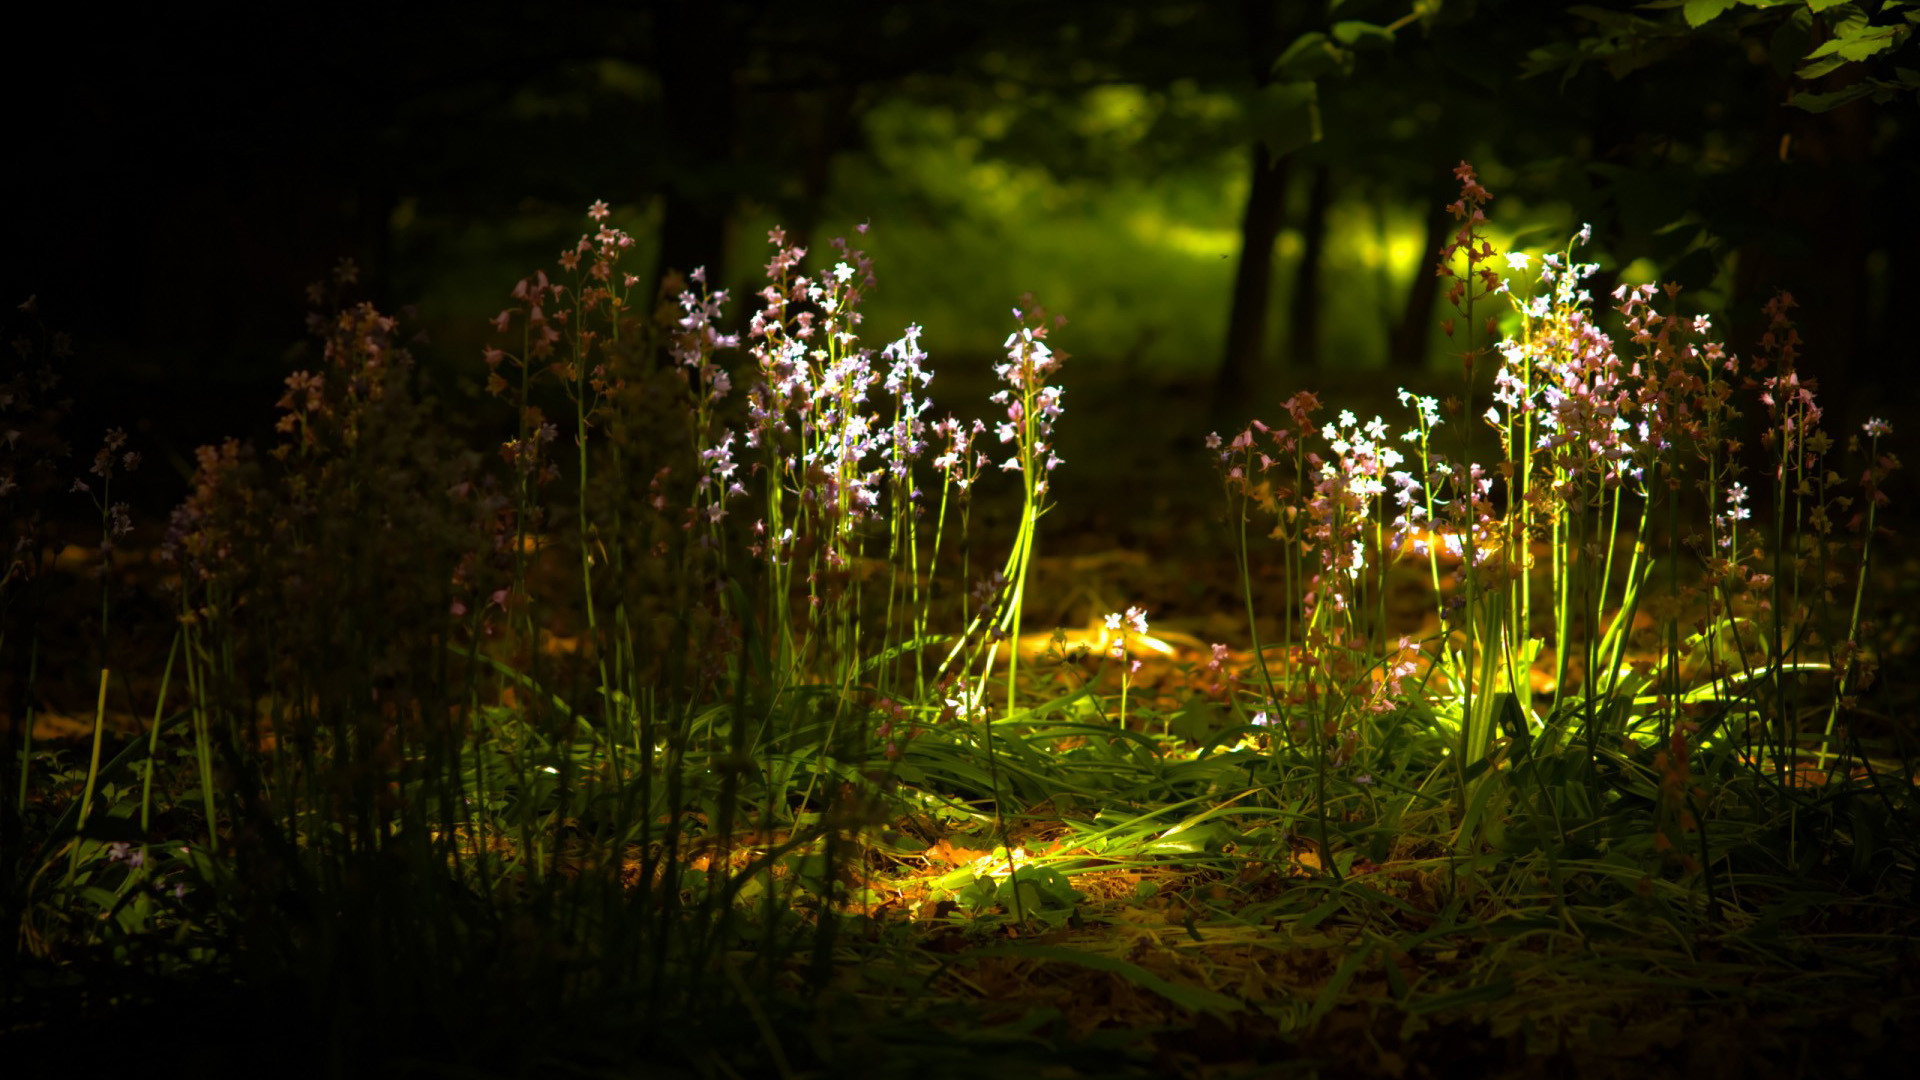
[3,169,1916,1079]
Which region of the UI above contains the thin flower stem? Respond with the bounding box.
[63,667,111,886]
[139,631,182,833]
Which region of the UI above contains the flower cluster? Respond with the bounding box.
[1200,641,1238,700]
[1854,417,1899,533]
[880,323,934,501]
[1305,410,1403,612]
[1436,160,1503,372]
[1208,391,1321,517]
[742,227,940,582]
[1103,605,1149,668]
[991,297,1068,499]
[1493,248,1638,497]
[486,204,643,489]
[1388,388,1443,557]
[674,268,739,405]
[1651,722,1704,873]
[161,439,253,585]
[1362,636,1423,715]
[670,269,744,526]
[931,415,989,492]
[73,427,140,547]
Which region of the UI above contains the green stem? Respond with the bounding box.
[64,668,111,885]
[140,633,182,833]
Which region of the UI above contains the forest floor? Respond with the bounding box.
[7,359,1920,1080]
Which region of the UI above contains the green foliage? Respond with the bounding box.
[1550,0,1919,112]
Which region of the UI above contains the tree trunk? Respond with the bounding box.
[1286,162,1332,369]
[1388,177,1451,371]
[1733,71,1872,415]
[784,82,864,268]
[1214,144,1291,418]
[649,4,740,304]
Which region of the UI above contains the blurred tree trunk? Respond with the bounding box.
[1733,70,1871,414]
[1388,172,1452,371]
[1212,0,1297,420]
[781,82,867,290]
[650,4,741,303]
[1215,145,1292,417]
[1286,162,1332,368]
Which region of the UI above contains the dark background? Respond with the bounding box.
[5,0,1915,518]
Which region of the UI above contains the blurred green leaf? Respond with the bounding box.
[1331,20,1397,49]
[1793,81,1881,109]
[1273,32,1353,82]
[1248,80,1321,158]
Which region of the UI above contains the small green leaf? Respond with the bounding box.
[956,874,999,914]
[1331,20,1396,48]
[1684,0,1740,28]
[997,865,1082,910]
[1146,820,1233,854]
[1272,32,1352,82]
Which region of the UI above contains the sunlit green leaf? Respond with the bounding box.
[1683,0,1741,28]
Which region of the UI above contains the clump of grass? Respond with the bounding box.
[1207,162,1913,906]
[3,197,1092,1074]
[4,169,1915,1078]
